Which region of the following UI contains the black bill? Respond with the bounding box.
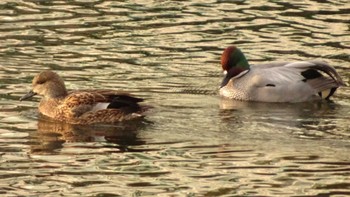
[220,75,231,88]
[20,90,37,101]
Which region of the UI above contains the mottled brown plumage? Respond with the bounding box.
[20,70,146,124]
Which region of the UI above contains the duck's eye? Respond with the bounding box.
[36,80,45,85]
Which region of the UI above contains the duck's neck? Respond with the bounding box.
[39,97,61,118]
[236,56,250,70]
[46,82,68,99]
[40,83,67,118]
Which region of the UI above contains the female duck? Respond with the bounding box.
[20,70,146,124]
[219,46,345,102]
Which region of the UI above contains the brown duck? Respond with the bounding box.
[20,70,146,124]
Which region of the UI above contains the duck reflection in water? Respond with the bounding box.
[30,114,150,154]
[219,98,340,137]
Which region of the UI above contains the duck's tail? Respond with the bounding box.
[307,60,345,86]
[294,60,345,99]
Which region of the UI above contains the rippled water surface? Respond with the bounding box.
[1,0,350,196]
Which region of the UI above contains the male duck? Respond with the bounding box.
[20,70,146,124]
[219,46,345,102]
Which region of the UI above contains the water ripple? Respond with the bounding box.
[0,0,349,196]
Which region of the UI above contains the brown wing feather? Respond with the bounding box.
[59,90,145,123]
[61,92,101,118]
[69,89,143,103]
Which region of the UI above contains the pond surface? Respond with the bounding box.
[1,0,350,196]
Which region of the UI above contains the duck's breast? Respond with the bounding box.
[219,71,255,100]
[39,98,61,118]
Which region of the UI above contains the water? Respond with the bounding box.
[1,0,350,196]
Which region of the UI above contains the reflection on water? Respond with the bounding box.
[30,115,148,154]
[219,98,350,139]
[0,0,350,196]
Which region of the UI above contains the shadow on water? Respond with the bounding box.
[29,114,152,154]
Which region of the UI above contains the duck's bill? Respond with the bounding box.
[220,74,230,88]
[20,90,37,101]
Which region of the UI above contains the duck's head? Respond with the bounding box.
[20,70,68,101]
[220,46,250,88]
[221,46,250,71]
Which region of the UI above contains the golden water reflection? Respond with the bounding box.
[0,0,349,196]
[30,115,147,154]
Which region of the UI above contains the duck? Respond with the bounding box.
[20,70,147,124]
[219,46,345,102]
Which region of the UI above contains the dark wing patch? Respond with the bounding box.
[266,84,276,87]
[107,96,141,113]
[107,95,144,103]
[301,69,322,81]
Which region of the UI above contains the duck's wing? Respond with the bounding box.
[61,92,102,117]
[246,60,344,101]
[285,60,345,86]
[71,89,144,103]
[61,91,144,118]
[254,60,344,85]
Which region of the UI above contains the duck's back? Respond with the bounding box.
[220,60,343,102]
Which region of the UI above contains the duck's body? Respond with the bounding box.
[20,71,146,124]
[219,46,345,102]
